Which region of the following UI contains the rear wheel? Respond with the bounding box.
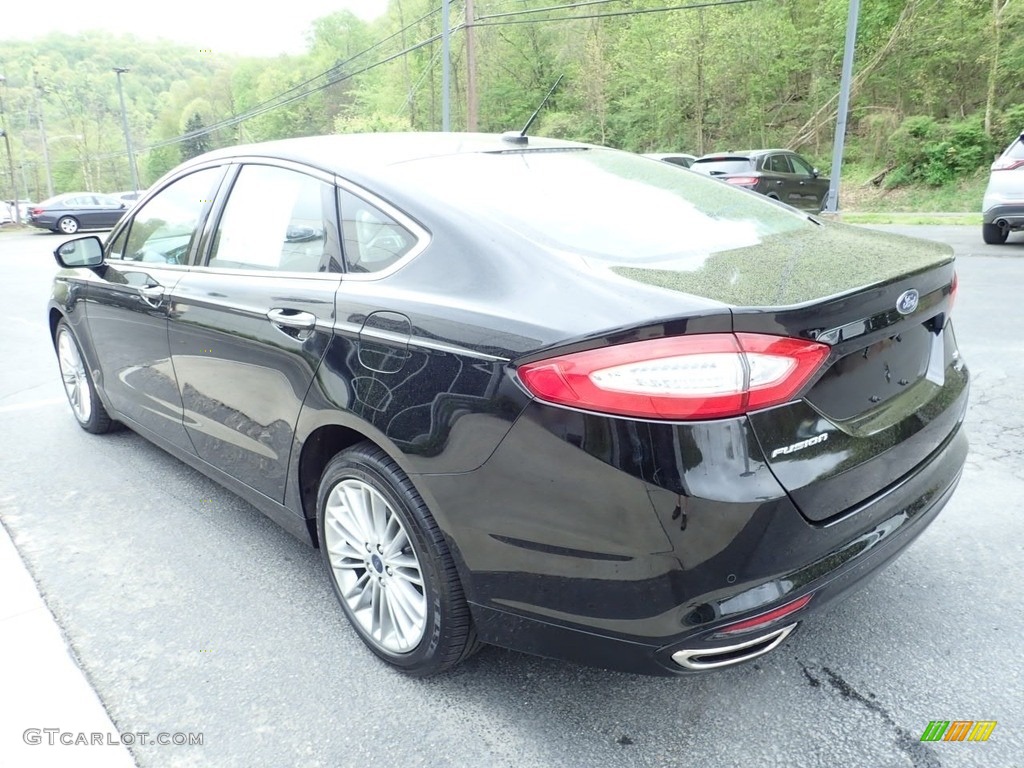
[55,319,115,433]
[982,222,1008,244]
[57,216,80,235]
[317,442,480,676]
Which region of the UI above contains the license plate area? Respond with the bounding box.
[806,323,934,421]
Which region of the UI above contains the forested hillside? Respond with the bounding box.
[2,0,1023,202]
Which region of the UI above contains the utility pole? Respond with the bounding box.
[824,0,860,213]
[31,71,53,199]
[0,74,20,223]
[441,0,451,131]
[113,67,141,192]
[466,0,478,131]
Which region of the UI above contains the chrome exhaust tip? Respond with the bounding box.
[671,623,797,670]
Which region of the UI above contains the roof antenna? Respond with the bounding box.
[502,74,563,145]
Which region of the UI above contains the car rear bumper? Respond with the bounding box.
[416,396,968,676]
[982,202,1024,227]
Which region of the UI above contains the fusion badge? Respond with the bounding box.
[771,433,829,459]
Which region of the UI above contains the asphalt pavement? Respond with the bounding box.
[0,225,1021,767]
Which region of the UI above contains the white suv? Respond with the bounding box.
[982,132,1024,244]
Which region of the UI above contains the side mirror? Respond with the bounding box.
[54,236,104,268]
[811,167,821,178]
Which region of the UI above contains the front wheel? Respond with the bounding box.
[57,216,79,234]
[982,222,1008,244]
[55,319,115,433]
[317,443,480,676]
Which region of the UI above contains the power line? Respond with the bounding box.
[55,0,768,163]
[476,0,626,23]
[473,0,766,26]
[143,0,760,154]
[120,6,446,157]
[220,5,444,128]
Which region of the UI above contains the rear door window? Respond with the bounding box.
[337,188,418,274]
[206,164,341,274]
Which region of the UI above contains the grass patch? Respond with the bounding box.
[835,163,987,214]
[835,212,981,225]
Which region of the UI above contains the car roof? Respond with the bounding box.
[695,149,791,160]
[644,152,697,160]
[185,133,592,177]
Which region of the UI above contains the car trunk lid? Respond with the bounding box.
[611,222,967,523]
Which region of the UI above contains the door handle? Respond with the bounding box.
[267,308,317,330]
[139,285,165,306]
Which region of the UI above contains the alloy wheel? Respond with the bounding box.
[322,478,427,653]
[57,329,92,424]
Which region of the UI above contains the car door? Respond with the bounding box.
[85,167,226,453]
[788,153,828,211]
[762,154,797,204]
[167,161,342,502]
[91,195,127,228]
[73,196,98,228]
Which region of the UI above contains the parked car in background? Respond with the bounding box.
[29,193,127,234]
[644,152,698,169]
[49,133,966,677]
[981,131,1024,244]
[2,199,34,225]
[691,149,830,212]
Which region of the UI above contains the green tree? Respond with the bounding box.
[180,112,211,161]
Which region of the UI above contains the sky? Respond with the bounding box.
[1,0,390,57]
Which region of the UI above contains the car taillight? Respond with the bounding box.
[516,333,831,420]
[725,176,759,187]
[991,158,1024,171]
[949,271,958,314]
[30,207,44,216]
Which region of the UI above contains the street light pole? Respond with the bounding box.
[824,0,861,213]
[0,74,21,224]
[113,67,140,192]
[31,71,54,199]
[441,0,451,131]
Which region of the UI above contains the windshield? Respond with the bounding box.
[393,148,809,268]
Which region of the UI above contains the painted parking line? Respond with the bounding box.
[0,397,67,414]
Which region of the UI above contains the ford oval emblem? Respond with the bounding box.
[896,289,919,315]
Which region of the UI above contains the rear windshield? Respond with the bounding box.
[691,158,755,175]
[392,148,809,266]
[1005,138,1024,159]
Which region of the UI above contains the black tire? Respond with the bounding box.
[982,222,1008,245]
[57,216,79,235]
[317,442,480,676]
[54,319,116,434]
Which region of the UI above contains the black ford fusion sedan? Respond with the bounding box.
[48,133,968,677]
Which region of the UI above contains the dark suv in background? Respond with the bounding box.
[982,132,1024,244]
[691,149,829,212]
